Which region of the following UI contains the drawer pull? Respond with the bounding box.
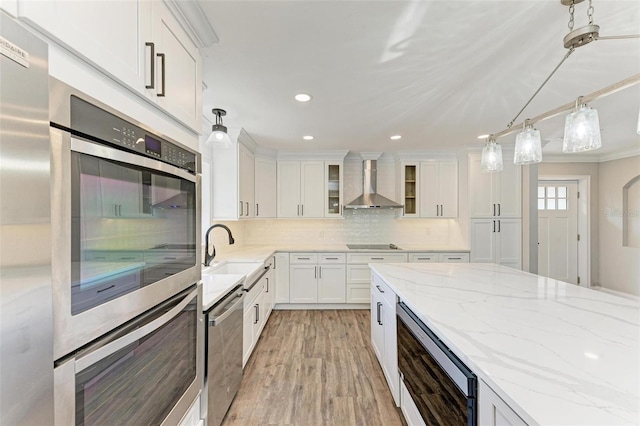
[376,285,385,293]
[96,285,116,294]
[371,257,384,260]
[417,257,431,260]
[448,257,462,260]
[326,257,339,260]
[164,257,177,260]
[298,257,310,260]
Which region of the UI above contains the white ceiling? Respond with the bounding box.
[198,0,640,160]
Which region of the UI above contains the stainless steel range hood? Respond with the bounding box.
[345,160,403,209]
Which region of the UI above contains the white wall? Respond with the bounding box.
[598,155,640,296]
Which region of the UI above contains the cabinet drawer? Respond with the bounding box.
[408,253,438,263]
[371,273,396,307]
[319,253,346,264]
[346,284,370,304]
[289,253,318,264]
[347,253,408,264]
[438,253,470,263]
[346,265,372,284]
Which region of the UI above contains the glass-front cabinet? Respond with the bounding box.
[324,162,343,217]
[402,163,419,217]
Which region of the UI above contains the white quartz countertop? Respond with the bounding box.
[369,262,640,426]
[210,244,470,263]
[201,272,245,311]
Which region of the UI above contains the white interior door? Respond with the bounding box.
[538,181,578,284]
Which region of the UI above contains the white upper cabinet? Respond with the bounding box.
[149,2,201,130]
[18,0,202,131]
[18,0,150,90]
[399,162,419,217]
[468,153,521,218]
[277,161,324,218]
[238,144,255,218]
[324,162,344,218]
[254,157,277,218]
[420,160,458,218]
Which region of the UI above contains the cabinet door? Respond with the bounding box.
[255,157,277,218]
[152,2,201,130]
[496,219,522,269]
[18,0,150,90]
[495,160,521,218]
[274,253,290,304]
[289,265,318,303]
[324,162,343,217]
[382,297,399,406]
[438,160,459,218]
[478,380,527,426]
[242,305,255,367]
[238,145,255,218]
[300,161,324,218]
[370,286,384,364]
[99,161,142,218]
[263,272,274,319]
[470,219,497,263]
[420,161,439,218]
[469,154,495,218]
[401,163,419,217]
[277,161,301,218]
[318,265,346,303]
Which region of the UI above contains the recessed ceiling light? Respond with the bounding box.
[303,135,314,140]
[477,134,490,140]
[390,135,402,140]
[295,93,312,102]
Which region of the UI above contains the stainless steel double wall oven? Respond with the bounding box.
[49,79,203,425]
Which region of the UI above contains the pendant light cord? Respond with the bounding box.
[506,48,575,129]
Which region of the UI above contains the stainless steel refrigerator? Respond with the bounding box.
[0,10,54,425]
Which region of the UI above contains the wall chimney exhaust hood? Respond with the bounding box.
[345,159,403,209]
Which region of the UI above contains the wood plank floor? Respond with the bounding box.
[222,310,404,426]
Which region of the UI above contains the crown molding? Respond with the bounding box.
[277,150,349,161]
[163,0,219,48]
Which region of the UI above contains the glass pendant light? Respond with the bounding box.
[514,120,543,165]
[481,136,503,172]
[206,108,231,147]
[562,98,602,153]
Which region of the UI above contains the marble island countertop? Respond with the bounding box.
[369,262,640,426]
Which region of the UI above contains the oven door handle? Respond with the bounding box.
[75,287,197,373]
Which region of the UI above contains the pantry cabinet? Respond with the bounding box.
[254,157,277,218]
[470,218,522,269]
[18,0,202,131]
[277,161,324,218]
[468,153,521,218]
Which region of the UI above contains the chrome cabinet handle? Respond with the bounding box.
[145,42,155,89]
[376,302,382,325]
[376,285,385,293]
[156,53,165,97]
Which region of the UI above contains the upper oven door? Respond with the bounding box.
[52,128,201,360]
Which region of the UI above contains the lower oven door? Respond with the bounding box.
[397,302,477,425]
[54,285,203,426]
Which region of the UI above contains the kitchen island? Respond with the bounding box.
[369,262,640,425]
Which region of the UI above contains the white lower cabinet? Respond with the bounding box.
[370,273,399,406]
[274,253,290,304]
[479,380,527,426]
[470,219,522,269]
[400,381,426,426]
[242,272,270,368]
[289,253,346,303]
[347,253,409,303]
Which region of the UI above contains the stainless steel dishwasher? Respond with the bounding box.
[204,285,245,426]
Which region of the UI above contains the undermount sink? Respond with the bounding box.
[202,261,265,285]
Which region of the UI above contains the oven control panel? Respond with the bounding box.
[69,96,197,174]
